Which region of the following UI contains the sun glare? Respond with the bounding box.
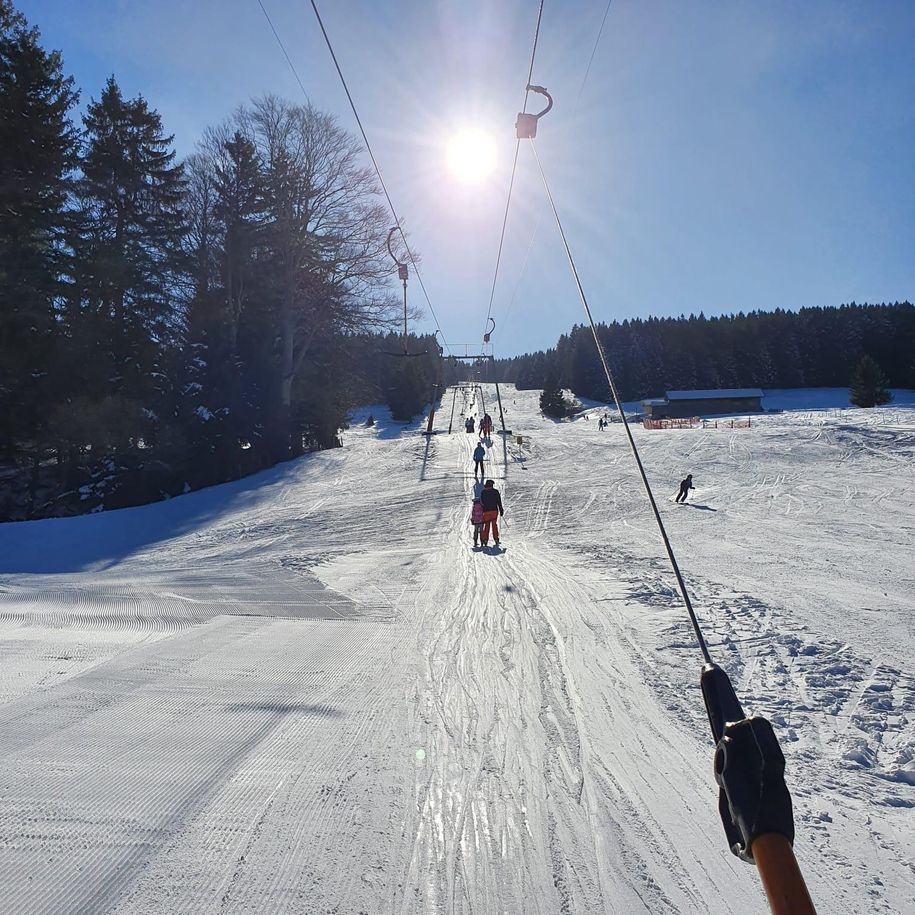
[446,128,498,185]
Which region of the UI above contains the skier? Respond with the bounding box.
[598,418,605,431]
[472,442,486,479]
[481,413,493,437]
[480,479,504,547]
[466,416,475,434]
[470,497,484,547]
[675,473,694,503]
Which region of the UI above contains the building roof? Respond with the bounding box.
[642,398,668,406]
[665,388,764,401]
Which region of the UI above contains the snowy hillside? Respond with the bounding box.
[0,385,912,914]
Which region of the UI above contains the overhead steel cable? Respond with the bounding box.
[257,0,451,353]
[306,0,451,353]
[481,0,545,343]
[306,0,452,352]
[526,103,812,908]
[576,0,613,106]
[256,0,310,97]
[528,140,712,663]
[495,0,613,343]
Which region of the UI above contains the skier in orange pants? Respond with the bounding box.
[480,479,504,546]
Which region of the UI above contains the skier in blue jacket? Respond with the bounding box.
[472,443,486,479]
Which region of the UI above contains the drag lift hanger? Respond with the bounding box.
[385,225,428,357]
[483,317,495,344]
[515,85,553,139]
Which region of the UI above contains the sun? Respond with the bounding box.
[446,128,498,185]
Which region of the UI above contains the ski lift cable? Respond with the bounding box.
[575,0,614,107]
[480,0,545,344]
[527,132,815,914]
[527,137,711,662]
[495,0,613,340]
[256,0,310,98]
[291,0,452,355]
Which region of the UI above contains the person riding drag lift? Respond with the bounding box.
[472,442,486,479]
[470,497,484,548]
[480,479,504,547]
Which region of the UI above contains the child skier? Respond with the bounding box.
[471,497,484,547]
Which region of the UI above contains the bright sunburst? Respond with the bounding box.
[446,128,498,185]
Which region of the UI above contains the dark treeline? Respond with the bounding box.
[0,3,441,520]
[495,303,915,402]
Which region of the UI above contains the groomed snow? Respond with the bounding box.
[0,385,912,913]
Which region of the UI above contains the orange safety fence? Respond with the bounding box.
[642,416,701,430]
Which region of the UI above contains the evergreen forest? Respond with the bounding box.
[494,303,914,403]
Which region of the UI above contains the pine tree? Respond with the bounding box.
[73,77,187,446]
[849,354,892,407]
[212,130,264,356]
[540,373,567,418]
[0,0,78,456]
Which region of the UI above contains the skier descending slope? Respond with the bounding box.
[675,473,694,503]
[480,479,504,548]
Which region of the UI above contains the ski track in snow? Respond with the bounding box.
[0,385,912,913]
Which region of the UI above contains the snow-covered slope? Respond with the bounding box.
[0,386,912,913]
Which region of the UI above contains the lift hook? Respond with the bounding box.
[516,84,553,139]
[387,226,408,282]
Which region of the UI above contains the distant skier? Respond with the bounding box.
[466,416,475,434]
[598,418,605,431]
[470,497,484,547]
[675,474,694,503]
[481,413,493,437]
[480,479,504,547]
[472,442,486,479]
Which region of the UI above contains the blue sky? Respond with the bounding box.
[20,0,915,356]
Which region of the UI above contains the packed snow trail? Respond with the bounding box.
[0,385,912,913]
[393,421,757,913]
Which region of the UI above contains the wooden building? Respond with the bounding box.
[641,388,764,419]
